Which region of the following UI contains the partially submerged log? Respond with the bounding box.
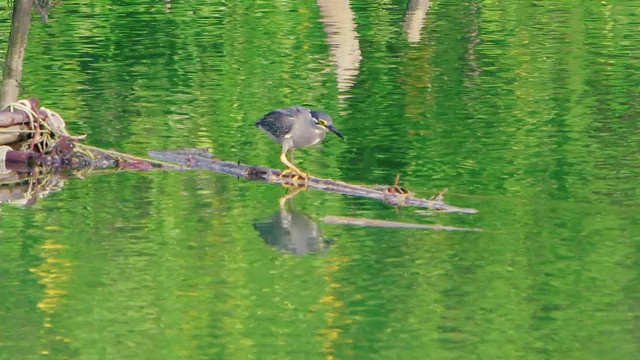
[148,149,478,214]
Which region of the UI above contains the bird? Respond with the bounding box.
[255,106,344,181]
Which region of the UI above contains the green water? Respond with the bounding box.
[1,1,639,359]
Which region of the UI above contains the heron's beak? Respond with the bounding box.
[327,124,344,140]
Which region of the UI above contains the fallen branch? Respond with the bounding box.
[148,149,478,214]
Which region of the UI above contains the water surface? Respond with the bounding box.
[0,0,639,359]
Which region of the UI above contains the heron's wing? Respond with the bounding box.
[255,107,309,139]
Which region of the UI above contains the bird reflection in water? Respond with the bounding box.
[252,188,333,255]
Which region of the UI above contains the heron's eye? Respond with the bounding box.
[318,119,327,126]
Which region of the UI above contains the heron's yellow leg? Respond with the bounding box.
[279,150,309,183]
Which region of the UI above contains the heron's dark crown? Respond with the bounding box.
[310,110,333,123]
